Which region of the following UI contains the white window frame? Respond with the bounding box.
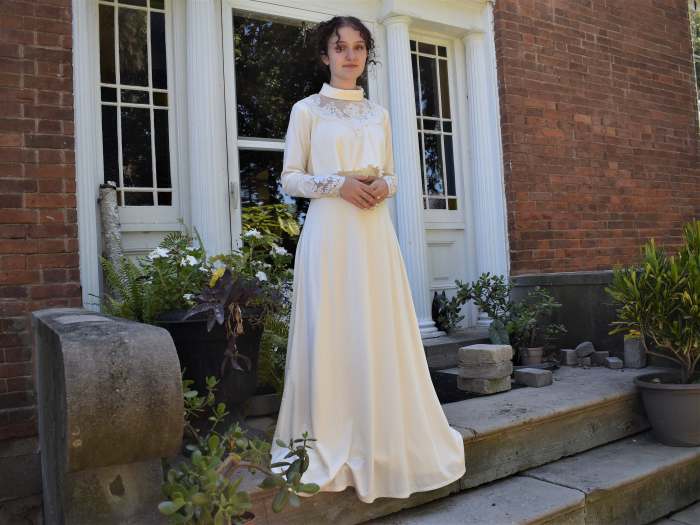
[221,0,383,246]
[409,30,470,231]
[94,0,185,232]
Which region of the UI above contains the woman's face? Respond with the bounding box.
[321,25,368,86]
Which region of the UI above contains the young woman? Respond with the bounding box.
[269,16,466,504]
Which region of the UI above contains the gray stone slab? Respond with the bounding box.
[524,432,700,525]
[458,360,513,379]
[667,501,700,525]
[606,356,624,369]
[575,341,595,357]
[424,327,490,369]
[624,337,647,368]
[514,368,553,387]
[458,344,513,365]
[365,475,584,525]
[443,367,660,489]
[457,375,511,394]
[560,348,577,365]
[579,356,591,367]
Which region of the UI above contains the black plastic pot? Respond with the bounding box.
[634,371,700,446]
[156,308,265,410]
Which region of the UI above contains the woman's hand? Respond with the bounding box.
[339,176,382,209]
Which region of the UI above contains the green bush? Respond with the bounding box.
[606,220,700,383]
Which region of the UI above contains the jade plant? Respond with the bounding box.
[606,220,700,383]
[160,376,319,524]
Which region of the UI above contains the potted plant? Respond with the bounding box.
[160,376,320,524]
[507,287,567,366]
[455,274,567,365]
[606,220,700,446]
[431,290,465,334]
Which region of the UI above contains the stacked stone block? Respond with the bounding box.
[457,344,513,395]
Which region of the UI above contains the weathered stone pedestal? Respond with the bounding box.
[32,308,184,525]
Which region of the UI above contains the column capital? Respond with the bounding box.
[381,14,412,28]
[462,29,486,45]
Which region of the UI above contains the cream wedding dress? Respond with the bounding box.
[268,82,466,504]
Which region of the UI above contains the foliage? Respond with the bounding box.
[161,377,320,524]
[606,220,700,383]
[507,287,567,352]
[100,230,211,324]
[454,273,567,359]
[256,306,290,395]
[432,290,465,333]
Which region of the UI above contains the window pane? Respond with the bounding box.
[418,132,426,196]
[120,0,147,6]
[418,55,439,117]
[124,192,154,206]
[233,12,328,139]
[437,46,447,57]
[121,106,153,187]
[427,197,446,209]
[119,8,149,86]
[121,88,149,104]
[99,5,116,84]
[150,12,167,89]
[151,0,165,9]
[157,191,172,205]
[439,60,451,119]
[411,53,420,115]
[423,134,444,195]
[444,135,455,196]
[418,42,435,55]
[101,86,117,102]
[101,105,119,185]
[153,91,168,106]
[154,109,171,189]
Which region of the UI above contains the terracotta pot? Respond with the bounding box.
[634,372,700,446]
[520,346,544,366]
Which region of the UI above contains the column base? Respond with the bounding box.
[419,320,446,339]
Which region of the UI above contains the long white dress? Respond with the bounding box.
[269,82,466,504]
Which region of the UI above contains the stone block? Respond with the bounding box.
[606,357,624,369]
[33,308,183,525]
[579,357,591,367]
[514,368,553,387]
[575,341,595,357]
[458,344,513,365]
[457,375,511,395]
[591,351,610,366]
[559,348,577,365]
[624,337,647,368]
[458,360,513,379]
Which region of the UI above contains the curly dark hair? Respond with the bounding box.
[315,16,378,81]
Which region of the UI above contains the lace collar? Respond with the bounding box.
[319,82,365,101]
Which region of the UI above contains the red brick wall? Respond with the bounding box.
[494,0,700,274]
[0,0,80,441]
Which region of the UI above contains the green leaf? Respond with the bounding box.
[158,500,184,516]
[271,488,290,513]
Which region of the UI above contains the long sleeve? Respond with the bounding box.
[281,102,346,198]
[382,109,398,198]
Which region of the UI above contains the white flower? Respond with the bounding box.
[262,262,271,269]
[180,255,198,267]
[148,247,170,260]
[243,229,262,239]
[183,293,194,301]
[271,245,288,256]
[212,260,225,270]
[255,271,268,282]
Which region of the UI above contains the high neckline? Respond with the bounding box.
[320,82,365,101]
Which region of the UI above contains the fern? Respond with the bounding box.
[256,309,290,395]
[100,255,150,322]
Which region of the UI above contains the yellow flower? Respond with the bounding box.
[210,267,225,287]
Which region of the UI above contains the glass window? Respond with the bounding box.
[232,10,370,234]
[98,0,173,207]
[410,39,458,211]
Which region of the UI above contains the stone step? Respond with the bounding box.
[368,432,700,525]
[652,501,700,525]
[423,326,490,370]
[241,367,658,525]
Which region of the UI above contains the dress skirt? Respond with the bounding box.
[269,195,466,504]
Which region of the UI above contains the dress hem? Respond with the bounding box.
[297,462,467,505]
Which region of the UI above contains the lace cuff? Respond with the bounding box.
[281,172,346,199]
[383,174,397,198]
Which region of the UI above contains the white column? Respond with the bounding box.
[463,23,509,285]
[384,16,444,339]
[186,0,231,256]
